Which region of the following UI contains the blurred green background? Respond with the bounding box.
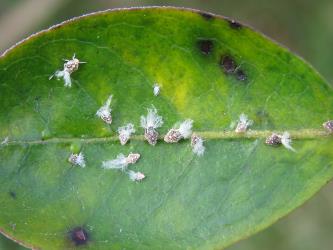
[0,0,332,249]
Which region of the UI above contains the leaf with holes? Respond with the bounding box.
[0,7,333,250]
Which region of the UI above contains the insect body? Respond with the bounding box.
[96,95,113,124]
[164,119,193,143]
[128,170,145,182]
[126,153,141,164]
[102,153,140,171]
[153,83,160,96]
[49,54,86,87]
[118,123,135,145]
[140,107,163,145]
[235,114,253,133]
[191,134,205,156]
[265,132,295,152]
[323,120,333,133]
[102,153,143,182]
[68,152,86,168]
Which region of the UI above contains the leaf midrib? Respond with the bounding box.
[1,129,330,146]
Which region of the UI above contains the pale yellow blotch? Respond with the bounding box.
[172,83,189,112]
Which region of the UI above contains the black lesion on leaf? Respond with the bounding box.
[220,55,248,82]
[220,55,236,74]
[9,191,16,199]
[199,11,214,20]
[197,39,214,55]
[235,69,247,81]
[70,227,89,246]
[228,19,242,29]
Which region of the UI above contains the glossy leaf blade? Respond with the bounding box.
[0,7,332,250]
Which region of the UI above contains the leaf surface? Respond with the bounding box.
[0,7,333,249]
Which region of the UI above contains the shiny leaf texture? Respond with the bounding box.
[0,7,333,250]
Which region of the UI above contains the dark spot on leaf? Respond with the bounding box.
[197,39,213,55]
[199,12,214,20]
[9,191,16,199]
[220,55,248,82]
[228,19,242,29]
[220,55,236,74]
[70,227,89,246]
[235,69,247,81]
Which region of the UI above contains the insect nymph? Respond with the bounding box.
[102,153,144,182]
[153,83,160,96]
[191,134,205,156]
[235,114,253,133]
[49,54,86,87]
[118,123,135,145]
[265,132,295,152]
[323,120,333,133]
[140,107,164,145]
[164,119,193,143]
[102,153,140,171]
[128,170,145,182]
[68,152,86,168]
[96,95,113,124]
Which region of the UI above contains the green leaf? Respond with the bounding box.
[0,7,332,249]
